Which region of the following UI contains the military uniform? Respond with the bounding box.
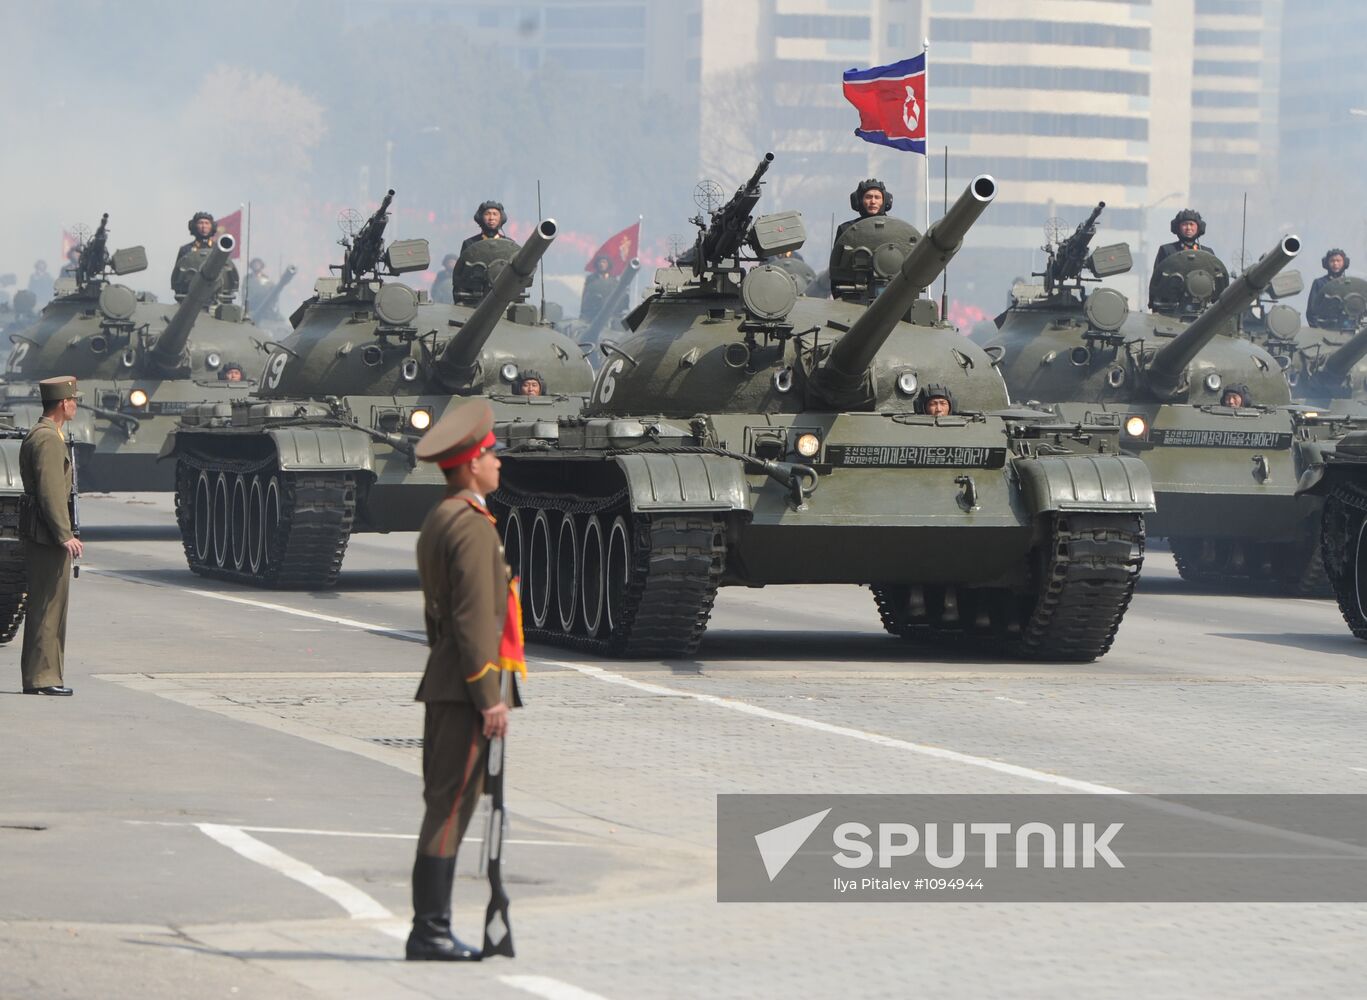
[407,398,523,962]
[19,377,79,695]
[580,269,614,319]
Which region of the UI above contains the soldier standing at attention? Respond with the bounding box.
[19,376,83,696]
[407,397,523,962]
[580,254,614,319]
[1306,248,1350,329]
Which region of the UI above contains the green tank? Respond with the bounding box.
[492,159,1154,662]
[163,190,594,588]
[1,215,258,491]
[975,208,1320,592]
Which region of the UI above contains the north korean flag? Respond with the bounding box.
[842,53,927,154]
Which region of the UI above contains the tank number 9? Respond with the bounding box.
[597,358,625,404]
[264,351,289,389]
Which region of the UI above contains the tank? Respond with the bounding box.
[556,258,641,363]
[1,215,260,491]
[0,409,29,643]
[975,208,1322,593]
[491,159,1155,662]
[163,189,595,588]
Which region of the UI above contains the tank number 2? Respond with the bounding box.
[6,342,28,372]
[264,352,289,389]
[597,358,625,404]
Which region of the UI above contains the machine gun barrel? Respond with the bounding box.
[584,258,640,344]
[150,233,235,374]
[253,264,297,321]
[343,189,395,287]
[1044,201,1104,291]
[1146,235,1301,399]
[695,153,774,271]
[814,175,997,400]
[437,220,558,385]
[76,213,110,287]
[1317,318,1367,383]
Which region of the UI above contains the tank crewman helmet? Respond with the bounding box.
[416,398,496,470]
[513,369,546,395]
[38,375,81,404]
[188,211,216,236]
[1170,209,1206,239]
[249,257,266,273]
[1323,248,1350,271]
[1221,383,1251,405]
[850,178,893,215]
[442,253,460,268]
[917,383,955,413]
[220,362,245,380]
[474,200,507,234]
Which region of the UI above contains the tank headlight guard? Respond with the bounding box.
[795,432,821,458]
[128,388,149,409]
[896,371,919,396]
[1203,373,1222,392]
[1124,415,1147,438]
[409,408,432,431]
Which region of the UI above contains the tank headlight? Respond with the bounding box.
[1124,416,1147,438]
[1303,410,1319,420]
[409,408,432,431]
[205,352,222,370]
[1203,373,1222,392]
[128,388,149,408]
[500,362,519,382]
[896,371,919,396]
[795,432,821,458]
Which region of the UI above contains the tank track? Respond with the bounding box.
[495,488,725,658]
[0,496,26,644]
[1169,535,1331,597]
[175,456,356,589]
[1320,485,1367,639]
[873,513,1145,662]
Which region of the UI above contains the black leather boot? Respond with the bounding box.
[406,854,480,961]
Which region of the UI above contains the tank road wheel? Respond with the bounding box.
[502,508,525,587]
[555,514,580,634]
[211,473,231,569]
[1011,513,1145,662]
[580,515,606,636]
[0,532,27,645]
[605,515,631,635]
[263,476,283,571]
[1321,488,1367,640]
[192,470,213,567]
[230,475,249,571]
[246,476,266,575]
[528,509,554,629]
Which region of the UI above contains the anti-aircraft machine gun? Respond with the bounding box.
[165,189,594,589]
[2,216,261,491]
[491,157,1154,663]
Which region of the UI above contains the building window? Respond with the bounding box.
[1194,28,1261,46]
[1194,0,1261,14]
[1192,89,1259,108]
[773,14,871,40]
[937,109,1147,140]
[936,63,1149,95]
[949,156,1147,185]
[1193,60,1261,79]
[1192,120,1260,140]
[929,17,1149,50]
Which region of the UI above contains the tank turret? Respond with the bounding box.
[436,221,557,385]
[1316,320,1367,387]
[1145,236,1301,398]
[149,234,235,376]
[811,176,996,405]
[250,264,297,323]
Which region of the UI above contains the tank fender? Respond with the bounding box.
[1014,454,1155,514]
[615,452,750,513]
[266,426,376,473]
[1297,432,1367,496]
[0,441,21,490]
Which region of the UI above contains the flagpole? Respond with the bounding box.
[242,201,251,312]
[922,38,931,235]
[536,179,546,319]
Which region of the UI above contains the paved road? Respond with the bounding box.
[2,493,1364,999]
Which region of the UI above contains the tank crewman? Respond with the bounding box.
[513,369,545,397]
[461,200,510,255]
[221,362,245,382]
[919,383,954,416]
[171,212,239,301]
[835,179,893,244]
[430,253,459,305]
[244,258,277,320]
[27,260,55,305]
[58,246,81,280]
[1149,209,1214,309]
[1220,384,1249,409]
[580,255,614,319]
[19,376,84,696]
[407,397,523,962]
[1306,248,1350,329]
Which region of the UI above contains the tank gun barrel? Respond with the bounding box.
[1145,235,1301,399]
[253,264,297,321]
[1317,317,1367,383]
[814,175,997,400]
[437,220,558,386]
[149,233,235,374]
[584,258,640,343]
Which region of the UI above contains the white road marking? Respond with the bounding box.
[500,975,613,1000]
[129,819,585,846]
[194,823,392,920]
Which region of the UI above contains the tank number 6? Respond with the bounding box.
[597,358,625,404]
[264,351,289,389]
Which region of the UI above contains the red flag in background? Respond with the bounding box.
[215,209,243,258]
[585,220,640,276]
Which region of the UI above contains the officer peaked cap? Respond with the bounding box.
[39,376,81,403]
